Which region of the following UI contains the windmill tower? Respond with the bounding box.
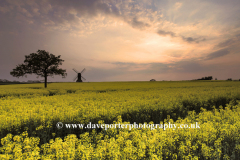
[73,68,86,82]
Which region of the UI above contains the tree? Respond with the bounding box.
[10,50,67,88]
[208,76,213,80]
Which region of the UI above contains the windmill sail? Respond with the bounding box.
[81,68,86,74]
[81,76,86,81]
[73,68,79,73]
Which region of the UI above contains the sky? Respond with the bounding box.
[0,0,240,82]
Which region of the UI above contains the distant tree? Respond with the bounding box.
[215,78,217,80]
[197,76,212,80]
[208,76,213,80]
[227,78,232,81]
[150,79,156,81]
[10,50,67,88]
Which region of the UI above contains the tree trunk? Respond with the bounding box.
[44,73,47,88]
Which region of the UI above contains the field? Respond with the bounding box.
[0,81,240,159]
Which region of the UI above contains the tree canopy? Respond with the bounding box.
[10,50,67,88]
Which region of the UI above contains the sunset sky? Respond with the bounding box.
[0,0,240,82]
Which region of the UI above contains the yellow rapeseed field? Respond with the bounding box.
[0,81,240,159]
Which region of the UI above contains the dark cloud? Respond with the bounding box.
[51,0,153,30]
[181,36,206,43]
[50,0,119,17]
[0,0,121,29]
[157,30,176,37]
[205,48,230,60]
[157,30,206,43]
[216,39,234,48]
[181,36,197,42]
[0,0,157,32]
[130,17,150,29]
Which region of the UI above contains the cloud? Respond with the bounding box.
[216,39,234,48]
[130,17,150,29]
[216,34,240,48]
[181,36,196,42]
[157,30,176,37]
[0,0,163,34]
[205,48,230,60]
[157,29,206,43]
[181,36,206,43]
[46,0,155,32]
[48,0,118,17]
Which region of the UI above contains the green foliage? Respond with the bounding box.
[10,50,67,88]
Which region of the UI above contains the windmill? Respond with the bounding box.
[73,68,86,82]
